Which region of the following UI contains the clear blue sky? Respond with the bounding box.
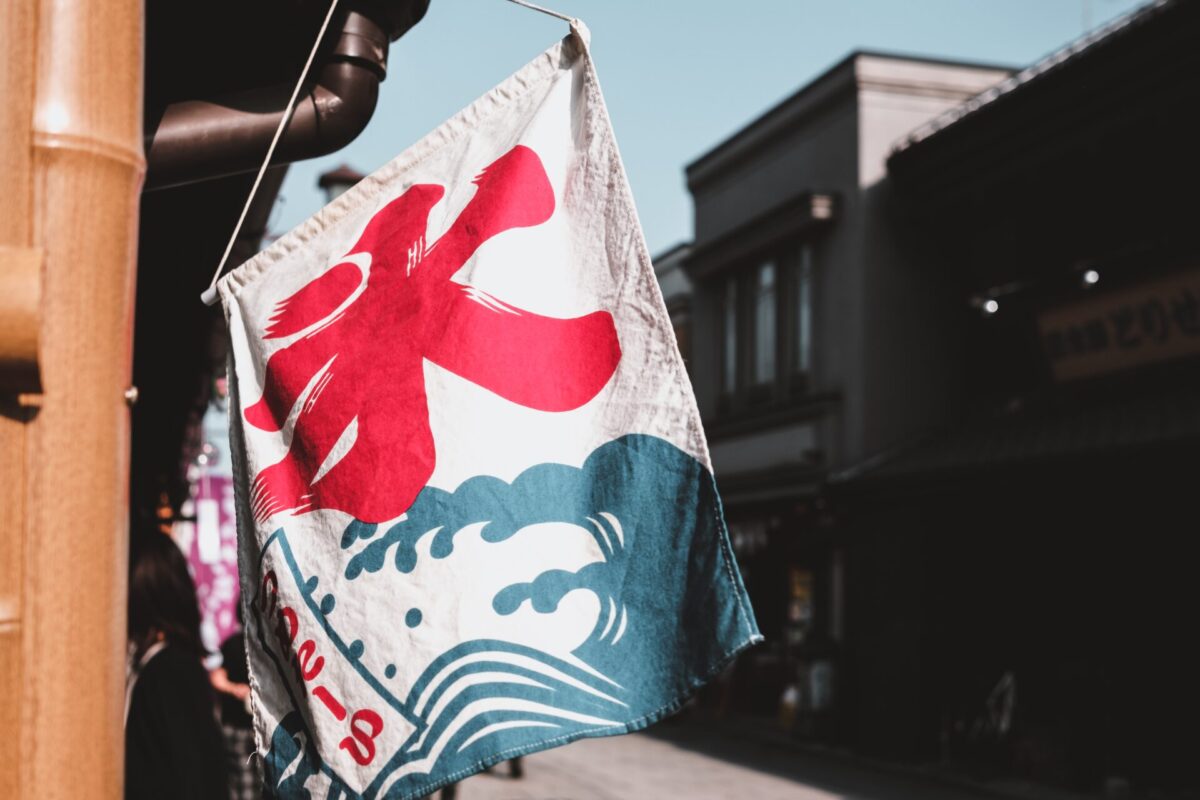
[274,0,1146,256]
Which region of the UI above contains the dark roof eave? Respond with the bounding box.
[888,0,1177,171]
[686,49,1017,191]
[651,240,693,266]
[684,191,836,280]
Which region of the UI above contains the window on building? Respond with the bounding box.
[716,241,816,414]
[722,276,738,393]
[753,262,776,384]
[794,244,813,374]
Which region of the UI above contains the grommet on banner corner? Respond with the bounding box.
[569,18,590,49]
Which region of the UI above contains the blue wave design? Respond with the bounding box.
[360,640,630,799]
[403,639,621,704]
[403,649,624,749]
[258,434,759,799]
[261,528,421,725]
[342,437,652,655]
[343,440,639,582]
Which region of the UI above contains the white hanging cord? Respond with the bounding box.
[505,0,589,52]
[200,0,343,306]
[504,0,574,25]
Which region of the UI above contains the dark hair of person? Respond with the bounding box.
[128,521,206,661]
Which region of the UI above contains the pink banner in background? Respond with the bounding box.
[188,472,240,655]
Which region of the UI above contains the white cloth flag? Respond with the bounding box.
[218,23,759,800]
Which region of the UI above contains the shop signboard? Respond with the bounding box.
[1038,268,1200,381]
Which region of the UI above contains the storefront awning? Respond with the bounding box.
[833,380,1200,486]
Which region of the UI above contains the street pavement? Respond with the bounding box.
[444,723,1001,800]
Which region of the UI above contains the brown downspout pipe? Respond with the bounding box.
[144,2,427,191]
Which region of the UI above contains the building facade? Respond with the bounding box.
[663,1,1199,794]
[853,0,1199,791]
[662,52,1011,729]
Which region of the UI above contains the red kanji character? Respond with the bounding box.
[245,146,621,523]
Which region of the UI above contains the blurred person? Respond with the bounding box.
[125,522,229,800]
[211,606,263,800]
[482,757,524,779]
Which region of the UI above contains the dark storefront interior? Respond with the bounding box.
[835,2,1200,792]
[843,451,1197,790]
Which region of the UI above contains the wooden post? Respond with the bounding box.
[0,1,41,795]
[1,0,145,796]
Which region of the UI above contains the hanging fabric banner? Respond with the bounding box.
[218,22,759,800]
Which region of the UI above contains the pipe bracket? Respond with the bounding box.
[0,246,42,394]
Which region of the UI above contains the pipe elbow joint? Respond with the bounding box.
[144,7,397,190]
[304,59,382,158]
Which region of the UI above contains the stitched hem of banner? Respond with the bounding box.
[384,630,764,800]
[570,34,715,476]
[222,347,275,785]
[215,29,584,306]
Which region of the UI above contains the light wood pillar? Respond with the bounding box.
[1,0,145,796]
[0,1,39,796]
